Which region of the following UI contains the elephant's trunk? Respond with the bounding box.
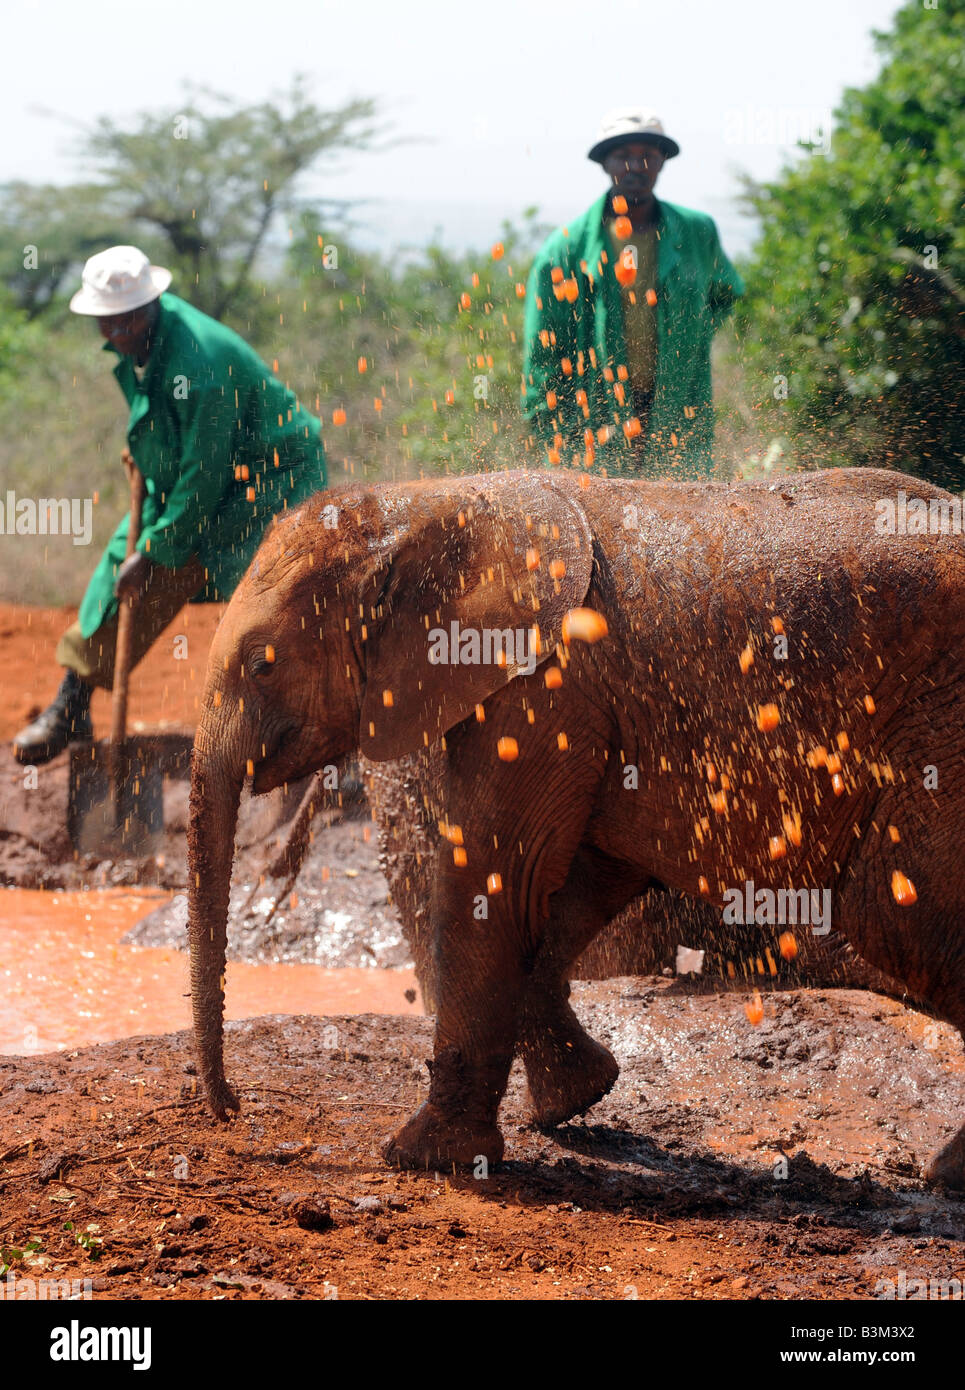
[187,725,245,1118]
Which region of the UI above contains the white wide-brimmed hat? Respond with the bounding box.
[588,109,680,163]
[69,245,172,316]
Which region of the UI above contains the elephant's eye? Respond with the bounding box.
[248,645,276,677]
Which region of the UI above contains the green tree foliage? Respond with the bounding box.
[736,0,965,487]
[0,78,378,325]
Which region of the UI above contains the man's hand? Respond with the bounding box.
[115,551,152,601]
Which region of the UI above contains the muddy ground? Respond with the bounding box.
[1,986,963,1300]
[1,603,963,1301]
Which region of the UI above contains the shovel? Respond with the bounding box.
[68,453,191,855]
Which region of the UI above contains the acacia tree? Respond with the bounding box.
[736,0,965,488]
[0,77,379,323]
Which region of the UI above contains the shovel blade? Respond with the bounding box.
[68,739,165,856]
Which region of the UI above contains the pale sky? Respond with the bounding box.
[5,0,902,259]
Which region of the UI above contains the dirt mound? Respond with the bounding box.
[1,983,962,1300]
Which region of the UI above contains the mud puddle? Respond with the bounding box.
[0,888,421,1055]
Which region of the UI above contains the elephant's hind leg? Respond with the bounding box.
[519,846,649,1129]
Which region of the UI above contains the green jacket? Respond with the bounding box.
[79,292,327,638]
[522,194,744,476]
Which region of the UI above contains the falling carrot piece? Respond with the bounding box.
[561,357,573,376]
[357,356,367,373]
[623,417,642,439]
[698,875,710,896]
[497,737,518,761]
[246,759,254,776]
[453,847,467,867]
[710,791,728,814]
[382,690,393,707]
[613,215,633,240]
[887,824,900,843]
[807,745,828,768]
[768,835,787,861]
[739,644,754,674]
[332,408,347,426]
[562,608,608,644]
[831,773,845,796]
[826,752,842,774]
[745,991,764,1026]
[546,390,558,410]
[612,194,628,214]
[771,617,785,634]
[836,731,850,752]
[615,258,636,287]
[264,644,275,663]
[706,762,717,782]
[891,871,917,906]
[563,278,579,302]
[778,932,798,961]
[544,666,562,689]
[246,486,256,502]
[459,292,471,309]
[487,873,503,893]
[524,547,540,571]
[557,733,569,751]
[491,242,504,260]
[475,704,486,722]
[863,694,876,715]
[444,389,455,405]
[645,288,658,307]
[549,559,566,579]
[551,267,564,284]
[757,703,780,732]
[782,813,802,847]
[515,283,526,297]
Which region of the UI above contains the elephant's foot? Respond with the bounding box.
[924,1125,965,1189]
[383,1044,509,1170]
[202,1074,241,1121]
[522,1024,619,1129]
[383,1102,503,1170]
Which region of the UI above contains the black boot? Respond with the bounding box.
[12,670,93,765]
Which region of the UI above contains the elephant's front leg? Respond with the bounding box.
[383,855,527,1170]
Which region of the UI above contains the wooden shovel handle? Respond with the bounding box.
[110,451,145,750]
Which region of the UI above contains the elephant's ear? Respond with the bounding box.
[358,473,593,761]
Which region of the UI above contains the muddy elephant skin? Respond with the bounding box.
[187,467,965,1187]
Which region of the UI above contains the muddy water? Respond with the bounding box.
[0,888,421,1055]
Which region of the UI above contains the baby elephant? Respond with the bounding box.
[187,468,965,1187]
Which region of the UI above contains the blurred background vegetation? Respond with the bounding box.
[0,0,961,605]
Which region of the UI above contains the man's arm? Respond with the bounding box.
[706,218,745,331]
[135,387,234,569]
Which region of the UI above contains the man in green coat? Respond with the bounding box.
[523,109,744,476]
[13,245,327,764]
